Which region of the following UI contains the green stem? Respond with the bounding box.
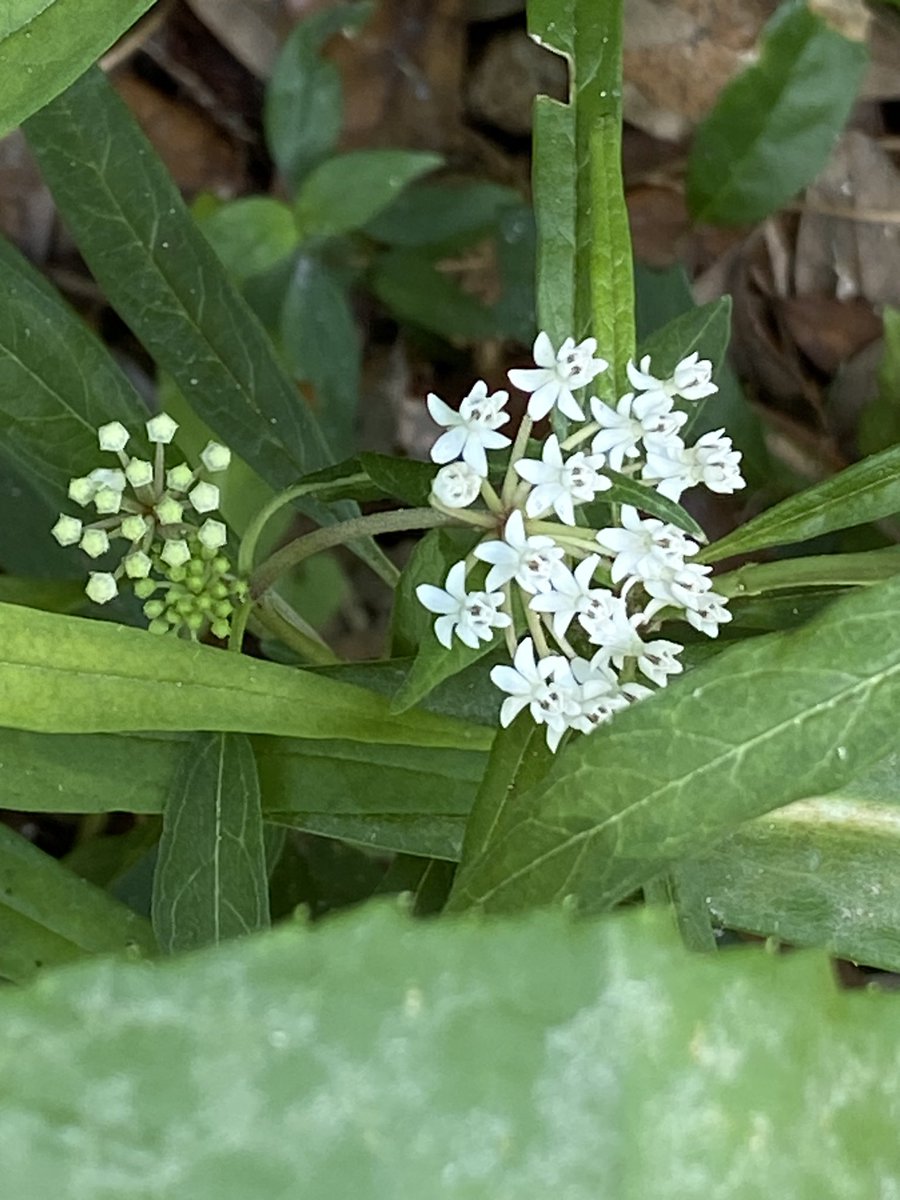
[501,415,533,505]
[250,507,457,600]
[561,420,599,451]
[250,591,340,665]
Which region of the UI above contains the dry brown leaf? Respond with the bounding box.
[794,131,900,308]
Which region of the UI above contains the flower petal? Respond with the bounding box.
[416,584,457,615]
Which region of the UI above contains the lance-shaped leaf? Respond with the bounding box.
[0,0,155,138]
[4,906,900,1196]
[0,235,148,500]
[687,1,869,225]
[0,602,490,750]
[451,573,900,913]
[702,443,900,563]
[153,733,269,953]
[24,68,335,491]
[529,0,633,390]
[0,821,154,984]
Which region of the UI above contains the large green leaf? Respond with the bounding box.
[0,235,147,501]
[529,0,633,389]
[23,68,335,492]
[860,305,900,456]
[689,752,900,971]
[152,733,269,953]
[451,573,900,913]
[0,603,490,749]
[0,0,155,138]
[197,197,298,285]
[3,906,900,1195]
[0,821,154,984]
[702,444,900,563]
[687,0,868,225]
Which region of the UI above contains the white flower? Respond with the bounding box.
[643,429,745,501]
[85,572,118,604]
[80,528,109,559]
[473,510,566,594]
[592,614,684,687]
[200,441,231,473]
[431,462,483,509]
[577,587,630,644]
[595,505,699,584]
[508,331,608,422]
[93,487,122,516]
[529,554,605,640]
[161,538,191,568]
[51,515,83,546]
[490,637,580,751]
[627,352,717,402]
[198,518,228,550]
[166,463,194,492]
[641,560,714,615]
[89,467,126,493]
[514,435,611,525]
[684,592,732,638]
[125,458,154,488]
[189,481,220,514]
[146,413,179,444]
[567,657,629,734]
[590,392,686,472]
[427,380,511,478]
[98,421,130,452]
[416,560,511,650]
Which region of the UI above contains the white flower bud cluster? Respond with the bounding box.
[416,331,745,751]
[51,414,244,639]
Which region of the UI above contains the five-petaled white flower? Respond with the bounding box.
[592,613,684,687]
[473,510,566,594]
[514,434,611,525]
[595,505,700,584]
[641,560,714,616]
[427,380,511,478]
[590,392,686,472]
[490,638,581,751]
[416,561,511,650]
[567,657,629,734]
[643,429,745,501]
[508,331,608,423]
[529,555,608,640]
[627,352,718,403]
[684,592,732,638]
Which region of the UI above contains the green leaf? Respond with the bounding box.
[0,821,154,983]
[687,0,869,225]
[358,452,434,508]
[293,150,443,240]
[602,470,706,541]
[637,297,731,387]
[859,305,900,456]
[280,253,360,456]
[0,602,491,750]
[451,573,900,913]
[152,733,269,953]
[529,1,633,388]
[688,752,900,972]
[0,577,84,613]
[702,443,900,563]
[716,546,900,597]
[0,0,155,138]
[63,818,162,890]
[365,179,523,247]
[197,197,298,284]
[388,528,487,710]
[370,246,500,339]
[264,2,372,190]
[0,234,147,502]
[4,906,900,1194]
[24,69,335,493]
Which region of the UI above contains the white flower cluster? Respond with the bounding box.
[416,331,745,751]
[51,414,244,638]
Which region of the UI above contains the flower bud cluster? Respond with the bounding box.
[51,414,245,639]
[416,331,745,751]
